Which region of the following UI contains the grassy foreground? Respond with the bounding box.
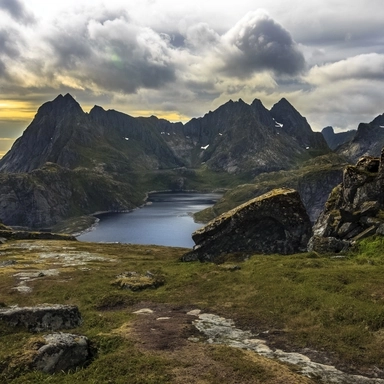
[1,236,384,382]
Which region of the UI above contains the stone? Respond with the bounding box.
[133,308,154,314]
[0,304,82,332]
[307,236,350,254]
[182,188,312,262]
[31,333,92,373]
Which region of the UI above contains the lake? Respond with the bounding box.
[77,192,222,247]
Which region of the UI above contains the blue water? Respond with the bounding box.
[77,192,221,247]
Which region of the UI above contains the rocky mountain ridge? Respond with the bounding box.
[0,94,330,176]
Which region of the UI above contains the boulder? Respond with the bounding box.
[0,304,82,332]
[182,188,312,262]
[31,333,92,373]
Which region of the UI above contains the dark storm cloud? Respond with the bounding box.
[223,12,305,77]
[44,12,177,93]
[0,0,34,24]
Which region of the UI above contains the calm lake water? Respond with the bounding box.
[77,192,222,248]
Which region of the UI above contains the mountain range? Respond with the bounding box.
[0,94,329,175]
[0,93,381,230]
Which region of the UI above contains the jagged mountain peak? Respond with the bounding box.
[271,97,301,116]
[37,93,83,117]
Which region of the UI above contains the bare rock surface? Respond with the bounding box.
[193,312,384,383]
[310,149,384,252]
[182,188,312,262]
[0,304,82,332]
[31,333,91,373]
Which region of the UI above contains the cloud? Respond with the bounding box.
[306,53,384,84]
[0,28,22,59]
[221,11,305,77]
[38,10,178,94]
[185,22,220,51]
[0,0,35,23]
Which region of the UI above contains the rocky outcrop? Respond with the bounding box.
[310,150,384,252]
[182,188,312,262]
[30,333,92,374]
[0,304,82,332]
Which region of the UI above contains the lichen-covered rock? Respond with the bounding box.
[112,271,164,291]
[182,188,312,262]
[31,333,92,373]
[311,149,384,252]
[0,304,82,332]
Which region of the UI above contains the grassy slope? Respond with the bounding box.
[194,153,348,222]
[1,236,384,382]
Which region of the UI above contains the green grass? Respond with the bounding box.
[1,237,384,382]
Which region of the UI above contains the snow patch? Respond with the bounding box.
[201,144,209,150]
[124,137,129,141]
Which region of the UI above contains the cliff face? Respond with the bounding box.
[182,188,312,262]
[310,149,384,252]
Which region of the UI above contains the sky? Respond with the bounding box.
[0,0,383,157]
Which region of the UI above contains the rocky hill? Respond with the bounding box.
[336,113,384,162]
[0,94,331,229]
[321,126,356,150]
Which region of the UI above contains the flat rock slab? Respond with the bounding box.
[32,333,91,374]
[0,304,82,332]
